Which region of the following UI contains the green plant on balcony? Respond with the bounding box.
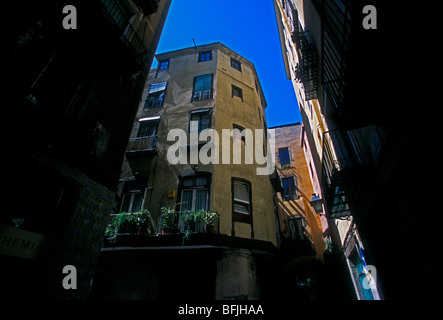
[180,210,198,243]
[105,209,152,243]
[161,207,177,234]
[201,210,218,228]
[180,209,218,244]
[281,163,291,169]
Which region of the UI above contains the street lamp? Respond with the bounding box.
[310,193,323,214]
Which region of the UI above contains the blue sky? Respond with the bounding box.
[154,0,302,127]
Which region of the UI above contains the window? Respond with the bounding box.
[232,178,252,225]
[233,124,246,143]
[159,60,169,70]
[263,117,268,140]
[190,109,211,133]
[192,74,213,101]
[198,51,212,62]
[137,118,159,138]
[231,85,243,100]
[144,82,167,109]
[288,216,305,240]
[233,180,250,215]
[179,175,210,212]
[278,147,291,166]
[230,57,241,71]
[120,192,143,213]
[282,176,298,201]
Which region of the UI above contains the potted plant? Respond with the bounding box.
[105,209,152,243]
[180,210,197,243]
[201,210,218,233]
[161,207,177,234]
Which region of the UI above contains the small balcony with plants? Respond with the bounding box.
[103,207,220,247]
[104,209,157,245]
[158,207,220,244]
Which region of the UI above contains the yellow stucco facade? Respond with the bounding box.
[121,42,277,246]
[272,123,325,260]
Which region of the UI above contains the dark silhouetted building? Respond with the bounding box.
[0,0,171,299]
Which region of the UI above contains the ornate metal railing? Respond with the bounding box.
[157,210,220,235]
[126,135,158,153]
[321,127,382,218]
[101,0,148,68]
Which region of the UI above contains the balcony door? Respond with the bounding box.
[137,119,158,138]
[179,174,210,212]
[181,189,207,212]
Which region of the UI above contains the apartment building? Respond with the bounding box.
[273,0,432,299]
[1,0,171,299]
[271,122,335,299]
[94,42,280,300]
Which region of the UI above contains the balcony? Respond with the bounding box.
[105,210,157,244]
[279,216,316,258]
[133,0,159,16]
[79,0,149,74]
[270,170,284,193]
[104,209,220,246]
[126,135,158,155]
[158,210,220,237]
[192,89,212,102]
[101,0,148,71]
[292,30,318,100]
[321,127,383,218]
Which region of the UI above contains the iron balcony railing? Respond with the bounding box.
[157,210,220,235]
[321,0,352,113]
[126,135,158,153]
[321,126,382,218]
[101,0,148,69]
[192,89,212,101]
[270,169,284,193]
[105,210,157,243]
[293,31,319,100]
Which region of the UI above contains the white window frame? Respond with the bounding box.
[120,191,145,213]
[180,188,208,212]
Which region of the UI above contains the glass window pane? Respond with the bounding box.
[282,178,289,194]
[200,118,210,130]
[183,178,195,187]
[137,120,158,137]
[181,190,193,211]
[234,204,249,214]
[279,148,290,165]
[195,177,207,186]
[195,74,212,91]
[234,181,249,203]
[120,194,131,212]
[195,189,208,211]
[232,87,242,98]
[149,82,167,93]
[131,193,143,212]
[190,111,210,132]
[159,60,169,69]
[190,113,201,121]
